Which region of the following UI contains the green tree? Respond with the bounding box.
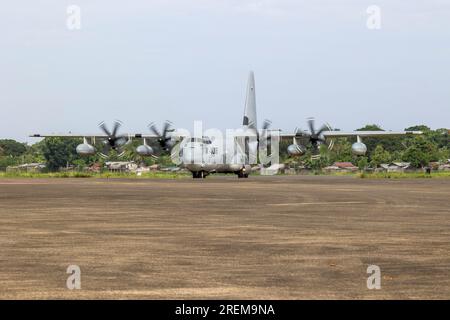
[403,136,439,168]
[428,128,449,148]
[303,155,328,171]
[437,147,450,162]
[328,139,353,163]
[23,140,46,163]
[356,125,383,156]
[0,139,28,156]
[0,156,18,170]
[357,156,368,171]
[390,150,404,162]
[370,145,391,168]
[41,137,82,171]
[356,124,406,156]
[404,125,431,132]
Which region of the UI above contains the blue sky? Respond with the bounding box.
[1,0,449,142]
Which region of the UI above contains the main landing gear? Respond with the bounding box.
[237,170,249,179]
[192,171,207,179]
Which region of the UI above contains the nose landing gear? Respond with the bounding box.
[237,168,249,179]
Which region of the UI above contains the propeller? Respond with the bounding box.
[258,119,272,148]
[255,119,275,167]
[149,121,174,152]
[99,120,128,157]
[295,118,330,154]
[262,119,272,130]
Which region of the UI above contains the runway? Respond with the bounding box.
[0,175,449,299]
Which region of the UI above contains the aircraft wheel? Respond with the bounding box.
[193,171,207,179]
[237,170,249,178]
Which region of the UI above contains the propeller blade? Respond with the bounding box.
[149,123,161,137]
[99,122,112,137]
[117,149,126,158]
[294,128,310,138]
[307,118,315,135]
[311,144,320,155]
[259,119,272,144]
[112,120,122,137]
[162,121,172,138]
[328,139,335,151]
[291,120,333,157]
[102,144,111,155]
[316,124,329,136]
[148,121,175,152]
[262,119,272,130]
[115,136,128,146]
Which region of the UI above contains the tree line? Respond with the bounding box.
[1,125,449,171]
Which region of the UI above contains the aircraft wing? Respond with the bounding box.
[30,130,423,140]
[29,132,188,139]
[278,130,422,140]
[30,133,156,138]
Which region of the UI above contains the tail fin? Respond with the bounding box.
[242,71,257,130]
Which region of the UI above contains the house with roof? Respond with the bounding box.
[324,162,358,173]
[6,163,46,173]
[438,159,450,171]
[105,161,138,172]
[378,162,411,173]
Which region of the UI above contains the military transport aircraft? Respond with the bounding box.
[30,72,422,178]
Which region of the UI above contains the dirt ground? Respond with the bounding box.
[0,175,448,299]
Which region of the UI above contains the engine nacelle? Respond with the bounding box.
[351,142,367,156]
[287,144,306,157]
[76,143,95,156]
[136,145,154,157]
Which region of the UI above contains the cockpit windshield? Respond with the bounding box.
[189,137,212,144]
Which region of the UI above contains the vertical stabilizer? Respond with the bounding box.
[242,71,257,130]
